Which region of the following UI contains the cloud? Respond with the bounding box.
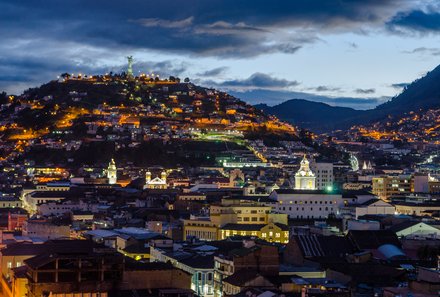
[134,60,189,77]
[0,0,409,59]
[134,17,194,29]
[355,88,376,94]
[388,8,440,33]
[403,47,440,55]
[203,73,300,91]
[194,21,267,35]
[390,82,409,89]
[0,37,190,93]
[196,67,228,77]
[313,85,341,92]
[0,0,426,93]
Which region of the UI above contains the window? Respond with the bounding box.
[262,233,267,238]
[7,262,12,268]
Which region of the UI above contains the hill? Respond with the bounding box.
[255,99,363,132]
[0,74,297,167]
[257,63,440,132]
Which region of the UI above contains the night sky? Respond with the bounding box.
[1,0,440,109]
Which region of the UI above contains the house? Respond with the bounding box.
[388,221,440,239]
[284,235,357,266]
[222,269,276,296]
[353,199,395,219]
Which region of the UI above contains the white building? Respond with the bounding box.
[311,162,334,190]
[268,189,343,219]
[107,159,117,184]
[389,221,440,239]
[22,191,67,214]
[144,171,168,189]
[294,155,316,190]
[353,199,395,219]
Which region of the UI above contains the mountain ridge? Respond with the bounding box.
[257,63,440,132]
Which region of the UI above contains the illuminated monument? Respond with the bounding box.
[126,56,133,78]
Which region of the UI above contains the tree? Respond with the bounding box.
[60,73,70,80]
[0,92,8,105]
[168,76,176,82]
[184,77,190,83]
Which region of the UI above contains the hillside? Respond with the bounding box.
[255,99,363,132]
[0,74,297,167]
[258,63,440,132]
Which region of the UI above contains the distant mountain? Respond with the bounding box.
[255,99,363,132]
[258,64,440,132]
[373,64,440,115]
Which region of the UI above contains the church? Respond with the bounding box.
[144,170,168,189]
[294,155,316,190]
[107,159,117,185]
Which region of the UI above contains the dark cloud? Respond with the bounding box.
[388,9,440,33]
[203,73,299,91]
[390,82,409,89]
[313,86,341,92]
[0,0,426,93]
[0,0,406,59]
[355,88,376,94]
[133,60,189,77]
[0,51,188,93]
[196,67,229,77]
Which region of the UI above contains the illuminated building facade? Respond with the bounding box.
[294,155,316,190]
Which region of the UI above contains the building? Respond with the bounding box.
[295,155,316,190]
[145,171,168,189]
[183,198,288,243]
[311,162,334,190]
[22,220,70,240]
[0,197,22,209]
[351,199,395,219]
[268,189,343,219]
[1,240,192,297]
[219,222,289,243]
[7,210,28,231]
[214,240,279,297]
[388,221,440,239]
[107,158,117,184]
[372,175,412,200]
[21,191,68,214]
[151,248,215,297]
[394,201,440,217]
[24,242,123,297]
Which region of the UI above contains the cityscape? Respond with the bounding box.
[0,1,439,297]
